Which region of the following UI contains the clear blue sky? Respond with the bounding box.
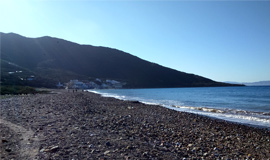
[1,0,269,82]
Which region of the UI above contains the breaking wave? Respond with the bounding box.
[170,105,270,127]
[87,87,270,130]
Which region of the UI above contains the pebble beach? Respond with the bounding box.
[0,90,269,159]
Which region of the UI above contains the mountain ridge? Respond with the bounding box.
[0,32,242,88]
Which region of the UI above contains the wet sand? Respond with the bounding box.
[0,90,269,159]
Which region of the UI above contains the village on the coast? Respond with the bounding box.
[6,69,125,90]
[57,79,125,89]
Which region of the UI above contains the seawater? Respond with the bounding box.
[87,86,270,129]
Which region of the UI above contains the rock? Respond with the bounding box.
[50,146,59,152]
[89,133,95,136]
[104,150,110,155]
[131,101,140,104]
[88,144,94,148]
[5,148,12,152]
[81,126,86,130]
[40,148,45,152]
[42,146,59,153]
[187,144,193,147]
[142,152,148,157]
[126,145,133,150]
[106,142,111,146]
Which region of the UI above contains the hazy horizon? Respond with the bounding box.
[1,1,269,83]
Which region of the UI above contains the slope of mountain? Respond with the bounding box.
[1,32,241,88]
[0,59,57,88]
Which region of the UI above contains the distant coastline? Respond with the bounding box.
[225,80,270,86]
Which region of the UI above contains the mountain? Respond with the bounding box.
[0,32,241,88]
[225,81,270,86]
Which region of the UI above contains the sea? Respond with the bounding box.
[87,86,270,130]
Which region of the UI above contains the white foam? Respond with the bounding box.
[87,90,101,94]
[169,105,270,128]
[87,89,270,129]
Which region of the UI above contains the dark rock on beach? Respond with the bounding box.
[0,90,269,159]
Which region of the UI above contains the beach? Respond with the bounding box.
[0,90,269,159]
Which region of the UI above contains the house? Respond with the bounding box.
[56,82,64,88]
[27,78,34,81]
[66,79,125,89]
[27,75,35,81]
[67,80,88,89]
[106,79,123,88]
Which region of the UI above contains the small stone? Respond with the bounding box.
[88,144,94,148]
[104,150,110,155]
[90,133,95,136]
[2,139,8,143]
[91,149,95,153]
[131,101,140,104]
[143,152,148,156]
[106,142,111,146]
[124,156,130,160]
[50,146,59,152]
[43,146,59,152]
[81,126,86,130]
[5,148,12,152]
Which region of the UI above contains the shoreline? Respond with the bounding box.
[88,88,270,130]
[1,90,269,159]
[89,89,270,131]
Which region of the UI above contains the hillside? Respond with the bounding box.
[0,59,57,88]
[1,32,240,88]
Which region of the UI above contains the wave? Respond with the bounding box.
[88,90,126,100]
[87,89,270,129]
[170,105,270,128]
[173,105,225,113]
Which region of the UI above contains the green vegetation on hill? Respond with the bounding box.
[0,32,243,88]
[1,60,57,88]
[0,85,47,95]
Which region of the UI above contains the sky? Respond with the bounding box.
[0,0,269,83]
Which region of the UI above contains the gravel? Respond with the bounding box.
[0,90,269,159]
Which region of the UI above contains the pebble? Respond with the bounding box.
[105,142,111,146]
[5,148,12,152]
[0,91,269,159]
[104,150,110,155]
